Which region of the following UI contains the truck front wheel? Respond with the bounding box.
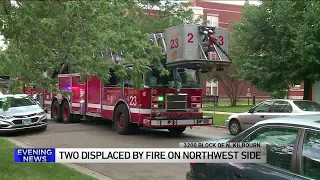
[114,104,133,135]
[168,127,186,135]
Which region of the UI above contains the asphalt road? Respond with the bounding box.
[8,118,231,180]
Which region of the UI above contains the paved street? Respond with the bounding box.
[7,119,231,180]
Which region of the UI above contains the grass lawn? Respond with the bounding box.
[205,113,230,127]
[203,105,252,113]
[0,138,96,180]
[203,99,263,113]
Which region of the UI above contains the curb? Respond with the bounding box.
[212,125,226,129]
[5,138,115,180]
[202,111,233,115]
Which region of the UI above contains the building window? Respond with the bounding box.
[291,82,301,89]
[207,15,219,27]
[293,84,301,88]
[206,80,217,95]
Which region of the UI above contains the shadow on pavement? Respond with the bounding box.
[1,119,211,142]
[0,128,47,137]
[80,119,208,140]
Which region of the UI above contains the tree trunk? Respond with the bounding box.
[303,77,312,100]
[230,97,237,106]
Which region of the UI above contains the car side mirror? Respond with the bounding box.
[248,108,254,113]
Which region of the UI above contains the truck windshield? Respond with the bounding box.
[144,68,173,88]
[144,68,201,88]
[174,68,201,88]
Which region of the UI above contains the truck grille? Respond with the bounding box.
[166,94,187,112]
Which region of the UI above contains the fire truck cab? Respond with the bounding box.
[39,24,231,135]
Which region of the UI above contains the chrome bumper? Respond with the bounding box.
[143,116,213,128]
[0,114,48,133]
[0,123,47,132]
[225,119,230,129]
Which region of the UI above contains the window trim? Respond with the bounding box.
[241,124,303,174]
[251,100,274,113]
[295,128,320,179]
[270,101,293,113]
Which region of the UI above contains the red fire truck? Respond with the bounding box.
[36,24,231,135]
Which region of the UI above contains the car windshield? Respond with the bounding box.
[293,101,320,111]
[0,96,36,108]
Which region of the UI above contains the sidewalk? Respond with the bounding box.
[203,111,234,115]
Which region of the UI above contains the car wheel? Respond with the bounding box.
[229,119,241,135]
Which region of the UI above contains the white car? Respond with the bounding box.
[0,93,47,133]
[225,99,320,135]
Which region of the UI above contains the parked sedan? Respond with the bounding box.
[225,99,320,135]
[187,115,320,180]
[0,93,47,133]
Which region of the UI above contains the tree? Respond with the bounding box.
[295,0,320,100]
[0,0,199,93]
[205,64,247,106]
[230,1,320,100]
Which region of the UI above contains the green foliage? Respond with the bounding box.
[230,1,320,94]
[295,0,320,81]
[270,89,288,99]
[0,0,198,92]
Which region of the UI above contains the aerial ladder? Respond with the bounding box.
[149,24,232,71]
[101,24,231,71]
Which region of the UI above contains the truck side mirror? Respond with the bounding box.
[201,69,208,73]
[177,68,185,73]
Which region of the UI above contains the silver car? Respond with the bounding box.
[225,99,320,135]
[0,93,47,133]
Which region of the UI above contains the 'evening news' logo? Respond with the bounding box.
[14,148,55,162]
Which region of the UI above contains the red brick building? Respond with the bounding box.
[287,82,304,99]
[189,0,270,100]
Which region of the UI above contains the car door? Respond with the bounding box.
[227,125,301,180]
[268,101,294,118]
[241,100,274,129]
[294,129,320,180]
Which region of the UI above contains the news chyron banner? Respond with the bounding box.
[14,142,266,163]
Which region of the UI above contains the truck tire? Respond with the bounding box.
[72,115,81,123]
[168,127,186,135]
[114,104,133,135]
[61,101,73,124]
[51,100,61,122]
